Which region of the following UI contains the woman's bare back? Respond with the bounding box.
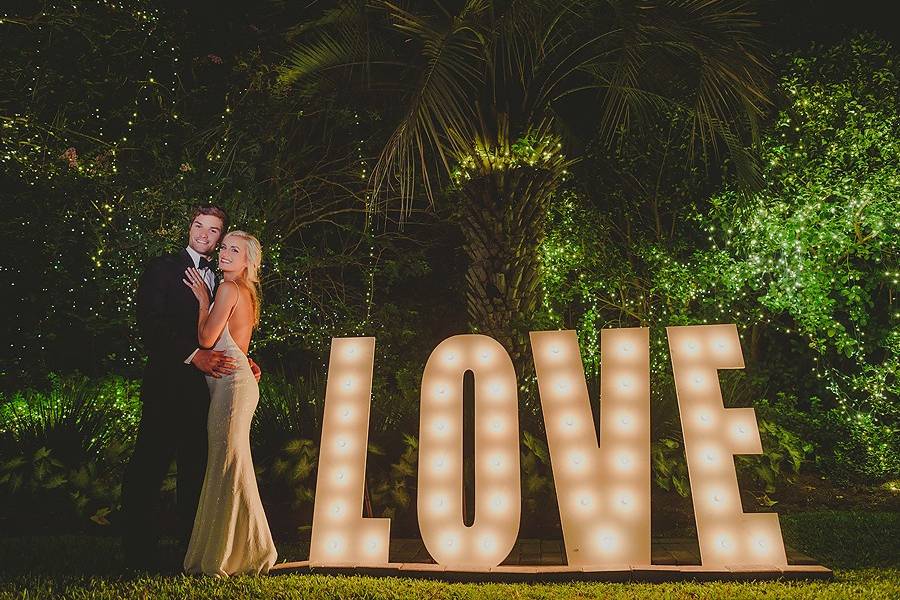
[225,283,254,355]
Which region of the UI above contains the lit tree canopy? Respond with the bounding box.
[538,35,899,481]
[695,35,899,478]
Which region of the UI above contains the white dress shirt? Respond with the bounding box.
[184,246,217,364]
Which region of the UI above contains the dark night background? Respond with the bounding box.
[0,0,897,581]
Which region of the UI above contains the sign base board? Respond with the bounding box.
[270,561,833,582]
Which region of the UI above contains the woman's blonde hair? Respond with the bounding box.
[222,230,262,326]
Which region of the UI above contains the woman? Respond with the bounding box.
[182,230,277,576]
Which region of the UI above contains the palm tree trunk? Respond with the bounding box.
[455,155,566,387]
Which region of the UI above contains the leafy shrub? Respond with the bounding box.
[758,392,899,483]
[263,438,319,514]
[0,374,140,459]
[369,434,418,526]
[521,431,560,535]
[252,372,324,461]
[652,437,691,497]
[0,374,140,531]
[653,414,810,503]
[737,419,811,498]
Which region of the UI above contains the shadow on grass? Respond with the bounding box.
[781,511,900,569]
[0,511,896,579]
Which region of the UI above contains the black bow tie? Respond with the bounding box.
[198,257,213,270]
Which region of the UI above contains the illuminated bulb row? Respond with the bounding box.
[531,329,651,567]
[683,337,733,355]
[311,337,390,567]
[442,345,496,364]
[418,335,521,568]
[667,324,786,568]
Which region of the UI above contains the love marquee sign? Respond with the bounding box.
[303,324,790,572]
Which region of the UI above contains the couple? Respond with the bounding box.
[122,206,277,576]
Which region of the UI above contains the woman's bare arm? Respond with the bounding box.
[198,280,239,348]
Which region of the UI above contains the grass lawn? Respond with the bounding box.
[0,511,897,599]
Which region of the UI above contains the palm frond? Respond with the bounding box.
[587,0,771,189]
[369,0,488,214]
[278,0,375,89]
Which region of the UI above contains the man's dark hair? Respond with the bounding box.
[190,205,228,231]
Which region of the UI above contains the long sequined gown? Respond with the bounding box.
[183,304,277,576]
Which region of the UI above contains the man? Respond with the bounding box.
[122,206,261,570]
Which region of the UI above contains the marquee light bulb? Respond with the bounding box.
[596,531,617,551]
[310,337,390,566]
[531,327,651,567]
[667,324,787,568]
[418,334,521,569]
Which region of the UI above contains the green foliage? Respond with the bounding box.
[693,35,900,481]
[0,374,140,462]
[0,1,396,386]
[0,374,139,530]
[540,35,900,484]
[737,419,811,496]
[264,438,319,515]
[369,434,418,521]
[520,431,560,534]
[652,438,691,497]
[252,374,324,460]
[1,516,900,596]
[780,511,900,569]
[759,393,898,482]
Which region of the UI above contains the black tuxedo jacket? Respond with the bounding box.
[136,250,216,400]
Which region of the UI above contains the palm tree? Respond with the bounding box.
[279,0,770,384]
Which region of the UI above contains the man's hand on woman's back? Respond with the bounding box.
[192,349,237,378]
